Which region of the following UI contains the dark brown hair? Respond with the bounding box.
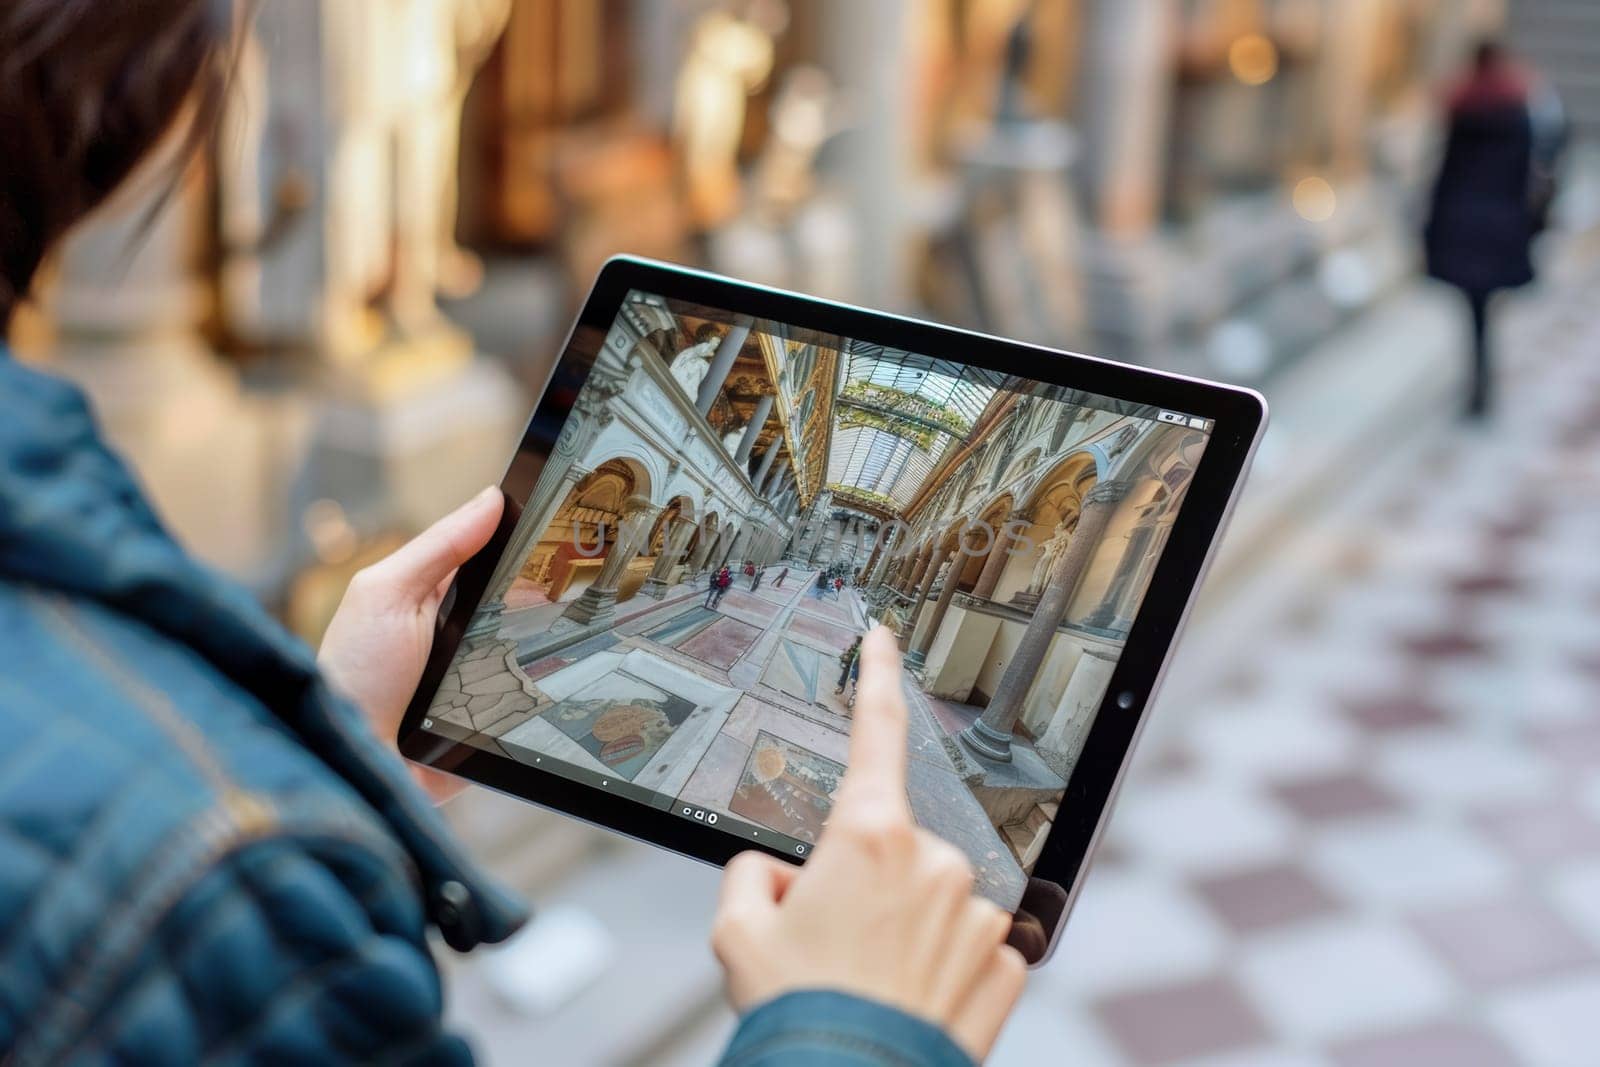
[0,0,237,330]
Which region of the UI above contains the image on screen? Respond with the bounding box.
[422,289,1212,908]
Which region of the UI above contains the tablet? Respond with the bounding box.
[401,256,1265,964]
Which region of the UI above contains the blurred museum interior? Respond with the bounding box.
[12,0,1600,1063]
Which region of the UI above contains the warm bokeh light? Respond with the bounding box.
[1228,33,1280,86]
[1293,175,1338,221]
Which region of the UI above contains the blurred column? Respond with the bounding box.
[819,0,920,311]
[1320,0,1382,179]
[1075,0,1181,360]
[1077,0,1179,236]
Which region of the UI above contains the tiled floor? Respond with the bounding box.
[993,277,1600,1065]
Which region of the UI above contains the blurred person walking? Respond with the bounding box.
[1425,40,1566,420]
[0,4,1025,1063]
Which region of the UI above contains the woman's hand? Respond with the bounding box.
[712,627,1027,1061]
[318,486,503,803]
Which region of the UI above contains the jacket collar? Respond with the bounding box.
[0,354,526,948]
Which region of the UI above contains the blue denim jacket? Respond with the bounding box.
[0,356,971,1066]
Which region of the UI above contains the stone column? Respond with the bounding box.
[560,495,660,627]
[736,394,774,466]
[753,446,781,496]
[1036,649,1120,780]
[899,544,950,651]
[971,509,1030,601]
[696,320,751,416]
[906,532,975,669]
[960,480,1130,763]
[643,515,698,599]
[1077,0,1179,237]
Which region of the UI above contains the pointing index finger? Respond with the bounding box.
[836,626,911,814]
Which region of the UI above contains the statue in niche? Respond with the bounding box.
[1025,516,1076,595]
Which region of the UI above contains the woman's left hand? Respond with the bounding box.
[319,486,504,803]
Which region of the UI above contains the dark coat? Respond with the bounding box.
[1424,75,1540,295]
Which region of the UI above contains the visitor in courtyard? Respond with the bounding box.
[775,565,789,587]
[836,635,864,708]
[708,564,733,608]
[1425,39,1565,420]
[816,569,830,598]
[0,4,1025,1062]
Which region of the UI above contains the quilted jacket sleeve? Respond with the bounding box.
[717,991,975,1067]
[71,837,474,1066]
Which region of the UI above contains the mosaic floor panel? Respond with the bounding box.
[538,670,697,780]
[729,729,846,844]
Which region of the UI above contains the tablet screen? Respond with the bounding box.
[421,288,1213,908]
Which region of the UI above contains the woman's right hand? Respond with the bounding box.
[711,626,1027,1061]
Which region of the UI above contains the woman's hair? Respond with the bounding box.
[0,0,237,329]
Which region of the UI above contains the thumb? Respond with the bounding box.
[716,851,797,924]
[368,486,504,603]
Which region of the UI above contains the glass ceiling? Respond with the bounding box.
[826,341,1005,512]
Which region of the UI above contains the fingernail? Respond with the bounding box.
[474,486,499,505]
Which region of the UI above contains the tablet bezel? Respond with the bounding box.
[399,256,1266,963]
